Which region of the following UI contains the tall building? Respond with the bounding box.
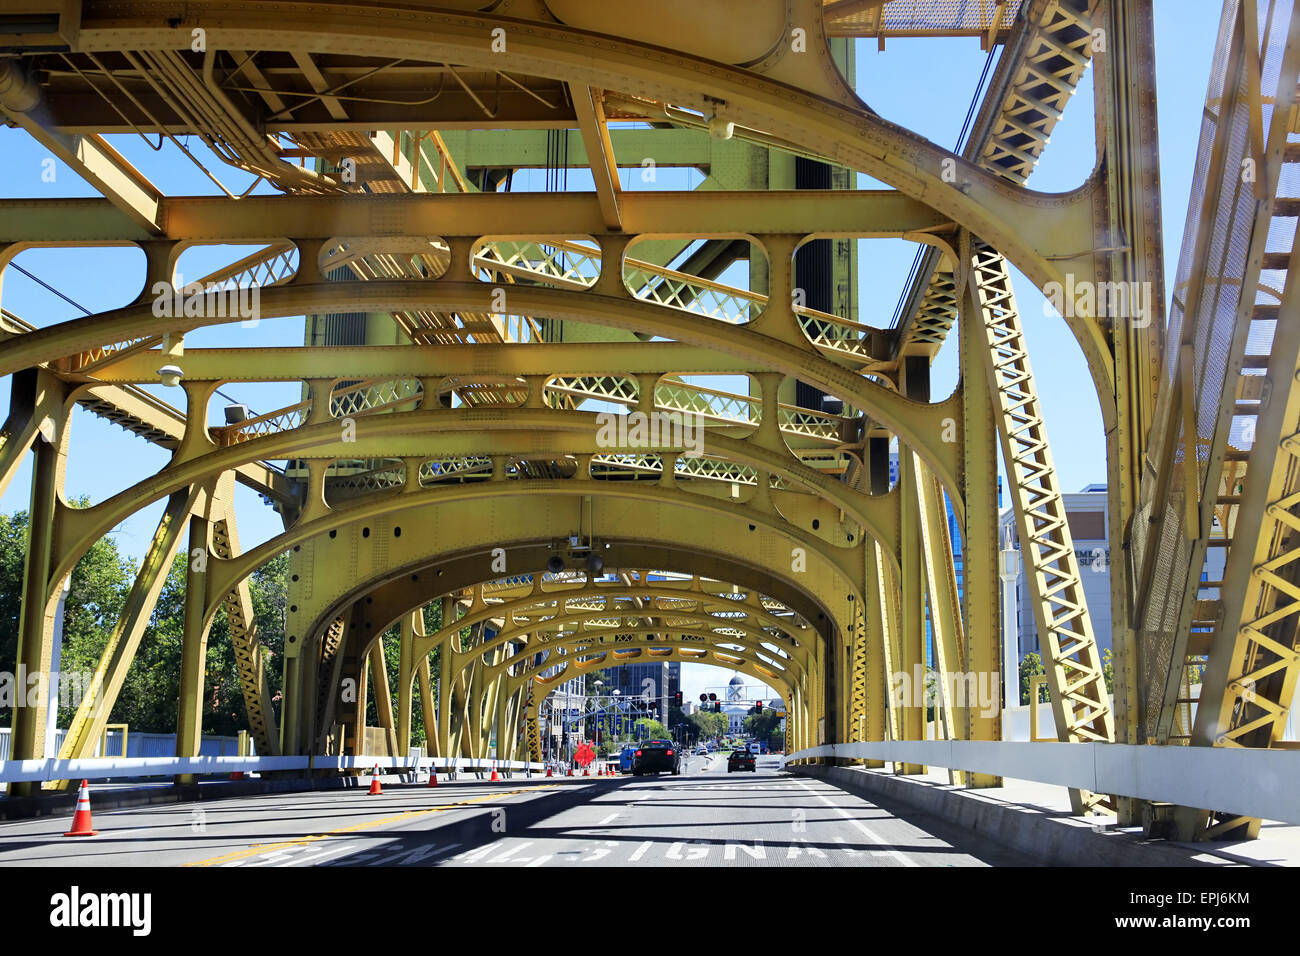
[999,484,1113,663]
[998,482,1226,677]
[592,660,680,726]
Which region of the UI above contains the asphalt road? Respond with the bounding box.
[0,755,1034,866]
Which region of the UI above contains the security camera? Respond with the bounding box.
[157,364,184,387]
[585,554,604,575]
[547,555,565,574]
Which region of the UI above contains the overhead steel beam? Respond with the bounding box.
[0,190,953,243]
[87,342,766,383]
[0,60,163,234]
[570,86,622,230]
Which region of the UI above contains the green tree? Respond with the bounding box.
[688,709,728,741]
[633,717,670,740]
[1019,652,1048,706]
[742,708,783,747]
[0,503,133,727]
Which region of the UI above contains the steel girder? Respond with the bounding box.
[971,242,1114,764]
[410,579,809,667]
[1150,0,1300,841]
[0,0,1168,808]
[0,273,962,496]
[0,2,1102,290]
[302,554,826,764]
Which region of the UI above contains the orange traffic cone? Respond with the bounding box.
[368,764,383,795]
[583,766,590,777]
[490,761,499,782]
[428,764,439,788]
[545,764,553,777]
[566,766,573,776]
[63,780,98,837]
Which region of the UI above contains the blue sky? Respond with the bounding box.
[0,5,1224,708]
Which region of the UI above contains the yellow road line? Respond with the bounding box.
[182,785,559,868]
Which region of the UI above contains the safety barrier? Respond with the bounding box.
[0,728,246,761]
[0,755,547,784]
[780,741,1300,827]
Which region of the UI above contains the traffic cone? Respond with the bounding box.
[427,764,439,788]
[63,780,98,837]
[545,764,553,777]
[490,761,499,782]
[583,766,590,777]
[368,764,383,795]
[566,766,573,776]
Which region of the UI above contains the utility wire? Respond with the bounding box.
[11,261,261,415]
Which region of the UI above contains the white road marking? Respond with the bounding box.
[786,838,827,860]
[279,844,355,867]
[596,813,620,825]
[832,835,861,855]
[451,843,496,863]
[629,841,652,861]
[488,840,532,863]
[381,842,459,866]
[525,855,551,867]
[795,780,917,867]
[724,841,765,861]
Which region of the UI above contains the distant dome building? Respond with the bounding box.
[726,674,745,701]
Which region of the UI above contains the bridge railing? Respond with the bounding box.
[781,741,1300,827]
[0,755,547,784]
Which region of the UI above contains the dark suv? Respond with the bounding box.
[631,739,681,776]
[727,749,756,772]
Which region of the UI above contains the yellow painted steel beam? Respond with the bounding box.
[971,240,1112,761]
[464,626,806,694]
[4,282,959,521]
[913,451,967,782]
[49,412,891,597]
[84,343,770,383]
[0,190,951,243]
[957,237,1003,790]
[570,86,622,231]
[55,485,203,773]
[209,503,280,756]
[6,393,68,795]
[252,498,852,692]
[1095,3,1169,786]
[0,60,163,233]
[45,5,1090,280]
[175,512,211,784]
[415,580,808,666]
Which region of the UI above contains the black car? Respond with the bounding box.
[631,739,681,776]
[727,749,756,772]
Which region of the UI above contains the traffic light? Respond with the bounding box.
[673,691,683,706]
[713,701,722,713]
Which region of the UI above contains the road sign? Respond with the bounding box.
[574,743,595,767]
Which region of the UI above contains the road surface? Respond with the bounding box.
[0,755,1033,866]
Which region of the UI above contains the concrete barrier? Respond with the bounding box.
[790,764,1214,867]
